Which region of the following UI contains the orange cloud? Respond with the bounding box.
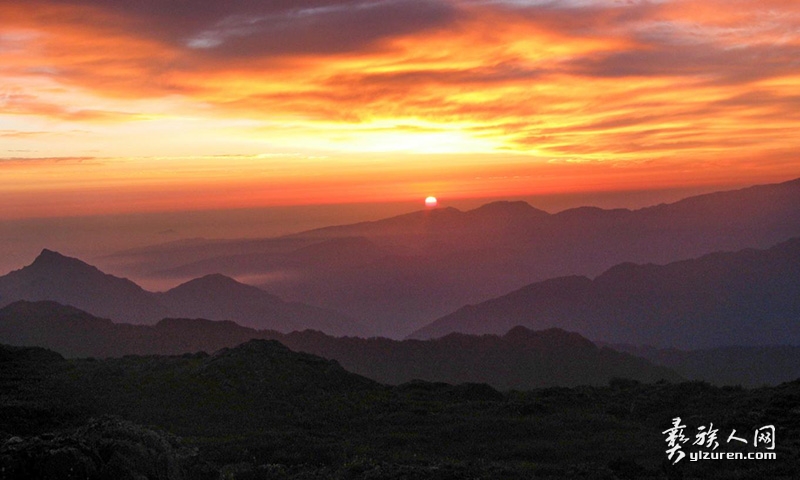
[1,0,799,218]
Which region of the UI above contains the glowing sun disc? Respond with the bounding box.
[425,196,438,207]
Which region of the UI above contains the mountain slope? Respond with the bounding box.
[0,301,681,388]
[159,273,366,336]
[0,338,380,440]
[0,251,365,335]
[612,343,800,387]
[278,326,682,389]
[410,237,800,348]
[0,249,168,323]
[99,177,800,337]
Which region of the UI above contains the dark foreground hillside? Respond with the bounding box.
[0,300,681,389]
[1,342,798,479]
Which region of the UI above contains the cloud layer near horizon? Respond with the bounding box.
[2,0,800,217]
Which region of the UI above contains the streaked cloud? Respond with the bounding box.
[184,1,456,56]
[1,0,799,217]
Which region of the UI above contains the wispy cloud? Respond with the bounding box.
[0,156,97,164]
[1,0,799,217]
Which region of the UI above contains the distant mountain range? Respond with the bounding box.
[0,250,365,336]
[98,177,800,337]
[2,178,800,343]
[411,237,800,349]
[0,300,681,389]
[0,248,168,323]
[3,300,799,387]
[610,343,800,387]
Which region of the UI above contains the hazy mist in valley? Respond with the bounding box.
[0,184,734,291]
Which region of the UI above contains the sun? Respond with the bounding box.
[425,196,438,207]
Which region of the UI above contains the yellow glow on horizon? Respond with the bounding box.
[2,0,800,220]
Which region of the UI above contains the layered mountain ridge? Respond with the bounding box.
[0,250,365,336]
[0,300,681,389]
[97,177,800,336]
[411,237,800,349]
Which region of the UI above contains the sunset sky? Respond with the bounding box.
[2,0,800,220]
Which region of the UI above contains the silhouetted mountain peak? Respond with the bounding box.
[0,300,96,319]
[0,251,165,324]
[30,249,99,274]
[210,338,291,359]
[503,326,597,350]
[201,339,379,393]
[35,248,61,260]
[555,206,631,219]
[0,343,65,364]
[166,273,272,297]
[172,273,246,291]
[468,201,548,217]
[154,316,244,330]
[1,251,363,335]
[428,206,461,214]
[386,206,463,223]
[163,273,283,307]
[503,325,539,338]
